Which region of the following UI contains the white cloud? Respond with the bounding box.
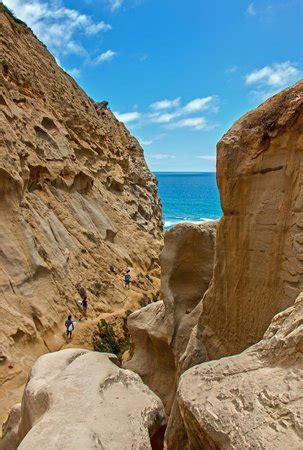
[247,2,256,16]
[167,117,208,130]
[150,98,181,111]
[114,111,141,123]
[67,68,80,78]
[95,50,117,63]
[245,62,299,87]
[150,112,180,124]
[197,155,216,161]
[108,0,123,11]
[3,0,111,56]
[139,139,153,146]
[182,96,214,113]
[85,21,112,35]
[150,154,175,160]
[150,96,215,115]
[113,95,218,132]
[147,96,217,126]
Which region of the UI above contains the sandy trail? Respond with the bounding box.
[0,285,153,431]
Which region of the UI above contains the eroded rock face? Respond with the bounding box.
[0,404,21,450]
[126,221,217,412]
[200,81,303,358]
[177,293,303,450]
[0,8,162,415]
[0,349,166,450]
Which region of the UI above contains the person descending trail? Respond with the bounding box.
[65,314,75,340]
[124,270,131,289]
[81,297,88,318]
[77,286,88,321]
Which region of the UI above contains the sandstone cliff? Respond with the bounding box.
[0,7,162,422]
[1,349,166,449]
[200,80,303,359]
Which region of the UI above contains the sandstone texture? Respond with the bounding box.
[199,80,303,359]
[177,292,303,450]
[127,82,303,449]
[0,404,20,450]
[126,221,217,412]
[0,8,162,421]
[0,349,166,450]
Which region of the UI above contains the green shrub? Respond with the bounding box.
[92,319,130,361]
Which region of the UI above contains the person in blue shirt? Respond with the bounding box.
[124,270,131,289]
[65,314,74,339]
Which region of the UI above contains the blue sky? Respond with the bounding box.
[4,0,302,171]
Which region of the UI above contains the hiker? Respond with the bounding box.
[81,297,88,317]
[65,314,74,340]
[124,270,131,289]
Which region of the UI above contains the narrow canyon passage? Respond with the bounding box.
[1,3,302,449]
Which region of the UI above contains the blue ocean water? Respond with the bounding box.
[154,172,222,229]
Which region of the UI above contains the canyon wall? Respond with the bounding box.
[200,80,303,359]
[167,81,303,448]
[0,7,162,422]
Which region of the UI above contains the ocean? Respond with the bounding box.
[154,172,222,230]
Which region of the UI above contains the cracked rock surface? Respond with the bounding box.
[177,293,303,449]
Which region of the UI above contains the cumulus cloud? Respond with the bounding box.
[147,95,217,129]
[245,62,299,87]
[114,111,141,123]
[182,96,214,113]
[245,62,301,101]
[114,95,218,131]
[95,50,117,63]
[150,98,181,111]
[150,96,215,115]
[3,0,111,56]
[149,112,180,124]
[167,117,208,130]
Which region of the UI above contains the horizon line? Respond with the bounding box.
[152,170,216,173]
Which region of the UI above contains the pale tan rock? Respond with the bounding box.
[126,221,216,411]
[199,81,303,359]
[126,301,175,410]
[0,8,162,422]
[1,349,166,450]
[0,403,21,450]
[177,292,303,450]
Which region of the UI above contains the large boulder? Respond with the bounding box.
[126,221,217,412]
[0,349,166,450]
[176,292,303,450]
